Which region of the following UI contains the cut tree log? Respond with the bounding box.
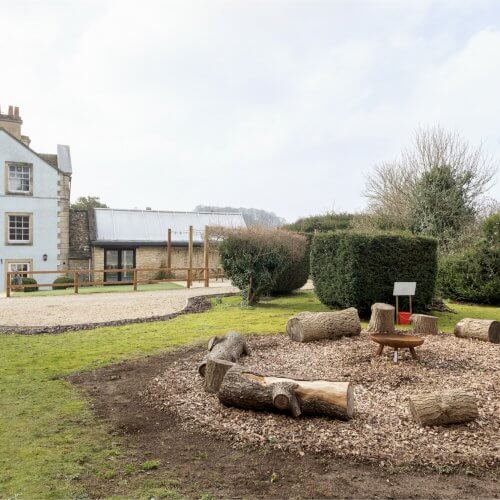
[409,389,478,426]
[411,314,439,335]
[204,358,235,393]
[286,308,361,342]
[198,332,249,377]
[454,318,500,344]
[367,303,395,334]
[218,365,354,420]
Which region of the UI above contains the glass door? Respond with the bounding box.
[104,250,119,283]
[104,249,136,283]
[121,250,134,282]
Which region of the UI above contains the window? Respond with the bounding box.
[6,163,32,194]
[6,214,32,244]
[8,262,30,276]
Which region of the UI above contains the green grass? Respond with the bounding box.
[12,281,184,297]
[0,291,498,498]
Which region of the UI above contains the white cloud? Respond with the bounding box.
[0,0,499,220]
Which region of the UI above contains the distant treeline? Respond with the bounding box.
[284,212,355,233]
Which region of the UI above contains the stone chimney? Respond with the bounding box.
[0,104,31,145]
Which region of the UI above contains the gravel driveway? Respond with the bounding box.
[0,284,238,327]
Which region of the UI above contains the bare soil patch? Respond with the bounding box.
[148,333,499,470]
[70,337,499,498]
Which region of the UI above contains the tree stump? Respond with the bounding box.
[286,308,361,342]
[218,365,354,420]
[454,318,500,344]
[198,332,249,377]
[367,303,395,334]
[411,314,439,335]
[409,389,478,426]
[204,358,235,393]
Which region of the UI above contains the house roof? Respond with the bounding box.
[93,208,246,245]
[0,127,72,174]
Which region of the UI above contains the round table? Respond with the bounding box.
[370,334,424,363]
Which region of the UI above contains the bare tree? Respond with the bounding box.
[361,126,497,247]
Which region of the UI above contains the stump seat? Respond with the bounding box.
[370,333,424,362]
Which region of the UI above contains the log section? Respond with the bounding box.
[454,318,500,344]
[204,358,235,393]
[409,389,478,426]
[367,303,395,334]
[286,308,361,342]
[411,314,439,335]
[218,366,354,420]
[198,332,249,377]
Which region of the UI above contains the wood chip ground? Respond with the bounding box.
[146,332,499,470]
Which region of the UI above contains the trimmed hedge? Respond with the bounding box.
[311,232,437,317]
[437,244,500,305]
[52,276,74,290]
[219,228,309,304]
[271,242,310,295]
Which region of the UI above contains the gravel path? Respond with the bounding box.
[148,333,500,470]
[0,283,238,327]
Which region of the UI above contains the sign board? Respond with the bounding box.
[393,282,416,296]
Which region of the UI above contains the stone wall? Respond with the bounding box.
[89,245,221,282]
[57,173,71,270]
[69,210,91,259]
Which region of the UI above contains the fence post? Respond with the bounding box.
[133,269,138,291]
[187,225,193,288]
[6,272,11,298]
[74,270,79,294]
[203,225,209,287]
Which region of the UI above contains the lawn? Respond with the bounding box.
[0,291,498,498]
[11,281,184,297]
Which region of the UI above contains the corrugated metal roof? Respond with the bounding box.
[93,208,246,244]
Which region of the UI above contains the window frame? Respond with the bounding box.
[5,212,33,245]
[4,259,33,287]
[5,162,33,195]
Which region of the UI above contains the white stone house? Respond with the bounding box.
[0,106,72,292]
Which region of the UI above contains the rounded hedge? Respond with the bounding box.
[437,244,499,305]
[52,275,75,290]
[218,227,309,304]
[311,232,438,317]
[21,277,38,292]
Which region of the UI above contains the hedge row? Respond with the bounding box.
[437,244,499,305]
[311,232,438,317]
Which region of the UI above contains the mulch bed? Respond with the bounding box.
[146,332,499,471]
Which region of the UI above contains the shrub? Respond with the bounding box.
[218,227,309,304]
[21,277,38,292]
[52,275,74,290]
[284,212,355,233]
[311,232,437,317]
[437,243,500,305]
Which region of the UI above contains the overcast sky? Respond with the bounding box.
[1,0,499,221]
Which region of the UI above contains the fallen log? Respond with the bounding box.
[409,389,478,426]
[198,332,249,377]
[411,314,439,335]
[286,308,361,342]
[204,358,235,393]
[218,365,354,420]
[454,318,500,344]
[367,303,395,334]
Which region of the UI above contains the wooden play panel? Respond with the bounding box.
[370,333,425,362]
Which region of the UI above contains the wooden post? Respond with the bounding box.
[203,225,209,288]
[167,228,172,270]
[395,296,399,324]
[74,270,79,294]
[409,295,412,315]
[6,272,11,298]
[133,269,138,291]
[187,225,193,288]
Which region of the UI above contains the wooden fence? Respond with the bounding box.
[5,266,225,297]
